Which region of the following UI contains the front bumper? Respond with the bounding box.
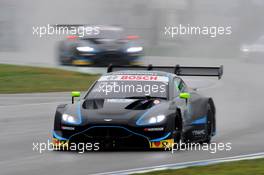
[52,125,174,150]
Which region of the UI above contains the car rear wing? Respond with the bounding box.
[107,64,223,79]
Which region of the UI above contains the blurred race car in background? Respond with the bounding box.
[240,35,264,59]
[57,26,144,66]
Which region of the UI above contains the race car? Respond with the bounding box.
[52,64,223,150]
[240,35,264,62]
[57,25,143,66]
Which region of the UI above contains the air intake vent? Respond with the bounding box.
[83,99,104,109]
[125,99,155,110]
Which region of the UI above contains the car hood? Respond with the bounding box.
[64,98,170,125]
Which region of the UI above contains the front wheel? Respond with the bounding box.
[173,112,185,150]
[201,103,214,144]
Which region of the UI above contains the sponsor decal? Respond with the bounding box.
[150,139,174,148]
[106,75,119,80]
[112,72,157,75]
[72,60,91,65]
[121,75,158,81]
[192,129,206,136]
[144,127,164,131]
[61,126,75,130]
[98,75,169,82]
[52,138,69,148]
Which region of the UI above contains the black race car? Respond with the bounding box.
[57,26,143,66]
[52,64,223,150]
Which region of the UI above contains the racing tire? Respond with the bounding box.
[173,111,184,150]
[201,103,214,144]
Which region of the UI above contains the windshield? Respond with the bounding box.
[97,29,124,40]
[86,74,169,99]
[82,27,124,40]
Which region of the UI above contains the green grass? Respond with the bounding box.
[135,158,264,175]
[0,64,99,93]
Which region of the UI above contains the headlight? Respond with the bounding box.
[149,115,165,124]
[76,46,94,52]
[242,48,249,52]
[62,113,77,124]
[241,45,250,52]
[126,46,143,53]
[136,114,166,126]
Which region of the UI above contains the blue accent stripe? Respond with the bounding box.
[52,126,172,143]
[150,132,171,142]
[191,116,207,125]
[52,131,68,141]
[136,105,161,126]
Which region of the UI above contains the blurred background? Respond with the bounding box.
[0,0,264,66]
[1,2,264,174]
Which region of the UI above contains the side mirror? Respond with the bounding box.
[179,92,191,99]
[71,91,80,104]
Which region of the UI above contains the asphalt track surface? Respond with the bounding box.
[1,57,264,175]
